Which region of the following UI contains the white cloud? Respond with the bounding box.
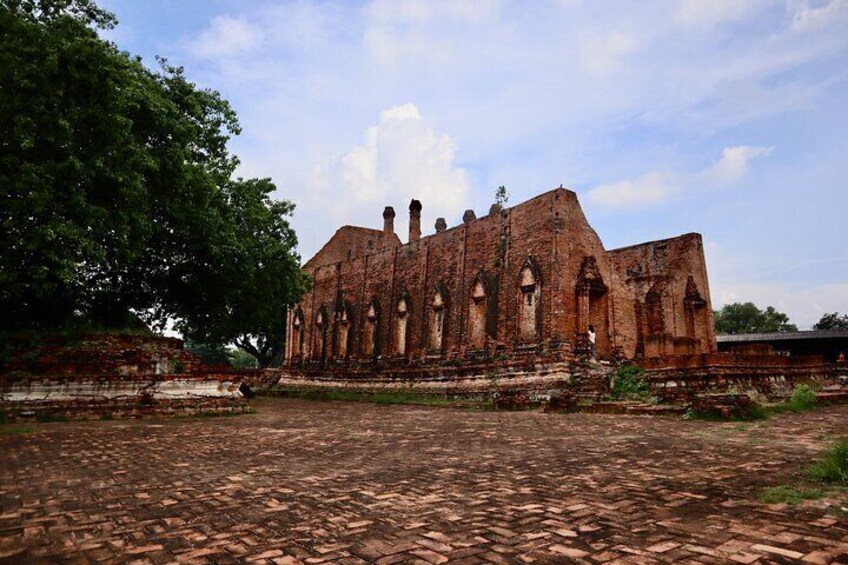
[367,0,502,25]
[307,103,470,243]
[791,0,848,32]
[578,31,638,76]
[587,144,773,208]
[586,172,679,208]
[677,0,772,28]
[704,145,774,185]
[184,16,263,59]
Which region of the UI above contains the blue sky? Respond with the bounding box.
[100,0,847,328]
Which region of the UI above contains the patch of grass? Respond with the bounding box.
[278,387,482,408]
[190,408,255,418]
[35,413,68,423]
[609,365,650,401]
[690,384,821,422]
[808,439,848,485]
[0,425,36,436]
[99,413,114,421]
[759,485,824,505]
[684,403,768,422]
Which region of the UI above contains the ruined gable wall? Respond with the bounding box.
[551,191,616,354]
[304,227,400,271]
[607,233,716,359]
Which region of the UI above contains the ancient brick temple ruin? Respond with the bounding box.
[284,188,716,377]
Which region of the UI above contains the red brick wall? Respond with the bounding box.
[289,188,716,368]
[608,233,716,359]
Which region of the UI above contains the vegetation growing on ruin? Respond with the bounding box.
[609,365,651,401]
[270,387,491,409]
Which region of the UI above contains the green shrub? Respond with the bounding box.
[684,403,768,422]
[610,365,650,401]
[808,439,848,484]
[787,384,817,412]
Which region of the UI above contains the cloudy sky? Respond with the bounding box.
[101,0,847,328]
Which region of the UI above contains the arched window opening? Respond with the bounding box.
[519,263,539,343]
[395,296,409,356]
[291,308,304,358]
[684,276,708,344]
[468,277,487,350]
[336,303,351,359]
[314,307,328,362]
[363,301,378,356]
[429,286,447,352]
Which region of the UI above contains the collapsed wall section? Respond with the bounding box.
[608,233,716,359]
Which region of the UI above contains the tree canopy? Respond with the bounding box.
[713,302,798,335]
[814,312,848,330]
[1,0,308,366]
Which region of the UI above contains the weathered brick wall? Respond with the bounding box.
[289,188,715,377]
[642,352,841,402]
[608,233,716,359]
[1,334,253,420]
[2,333,202,377]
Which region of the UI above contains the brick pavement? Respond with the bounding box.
[1,400,847,564]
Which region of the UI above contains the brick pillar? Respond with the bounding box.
[409,199,422,242]
[383,206,396,236]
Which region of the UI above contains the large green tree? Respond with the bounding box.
[1,0,307,365]
[714,302,798,335]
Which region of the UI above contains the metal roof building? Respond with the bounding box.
[717,330,848,361]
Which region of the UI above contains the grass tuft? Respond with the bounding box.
[808,439,848,485]
[278,388,487,409]
[759,485,824,505]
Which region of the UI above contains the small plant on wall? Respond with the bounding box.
[609,365,651,401]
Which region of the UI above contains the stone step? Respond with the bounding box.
[815,390,848,403]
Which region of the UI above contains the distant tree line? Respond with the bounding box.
[714,303,847,335]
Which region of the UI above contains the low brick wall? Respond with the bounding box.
[689,393,754,419]
[1,334,255,421]
[642,353,843,403]
[0,373,249,422]
[278,357,597,398]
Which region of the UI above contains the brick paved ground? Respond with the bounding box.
[1,400,847,564]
